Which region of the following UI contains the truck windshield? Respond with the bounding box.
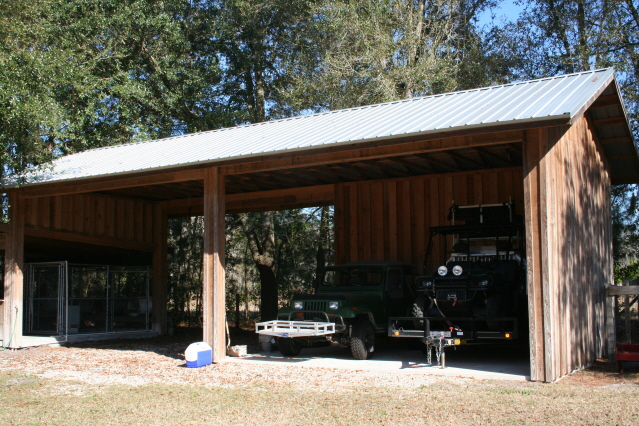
[322,267,383,287]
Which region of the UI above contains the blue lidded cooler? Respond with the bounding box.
[185,342,212,368]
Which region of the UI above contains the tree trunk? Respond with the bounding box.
[314,206,330,286]
[238,211,279,320]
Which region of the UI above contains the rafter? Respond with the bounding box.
[414,153,461,172]
[473,147,513,166]
[445,150,485,168]
[396,156,436,174]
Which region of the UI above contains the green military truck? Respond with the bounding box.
[256,261,418,360]
[405,202,527,341]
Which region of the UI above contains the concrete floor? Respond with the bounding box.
[225,340,531,381]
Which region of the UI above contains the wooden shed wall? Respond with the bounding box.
[22,194,156,249]
[523,116,612,382]
[334,167,525,271]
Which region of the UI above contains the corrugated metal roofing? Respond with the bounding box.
[10,68,635,185]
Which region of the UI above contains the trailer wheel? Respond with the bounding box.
[278,337,302,356]
[351,317,375,360]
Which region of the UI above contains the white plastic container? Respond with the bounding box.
[185,342,212,368]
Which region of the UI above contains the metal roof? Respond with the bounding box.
[9,67,638,186]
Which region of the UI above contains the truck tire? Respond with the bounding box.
[278,337,302,356]
[350,317,375,360]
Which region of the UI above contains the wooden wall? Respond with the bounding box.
[22,193,156,250]
[523,116,612,382]
[334,167,525,272]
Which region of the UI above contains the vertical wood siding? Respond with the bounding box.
[335,167,525,272]
[523,116,612,381]
[22,194,156,246]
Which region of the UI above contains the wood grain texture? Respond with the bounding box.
[522,117,612,381]
[2,194,25,348]
[335,167,525,272]
[202,167,226,362]
[22,193,156,247]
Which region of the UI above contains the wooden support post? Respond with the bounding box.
[152,203,168,335]
[625,294,632,343]
[202,167,226,362]
[2,194,25,349]
[522,129,546,381]
[606,288,617,363]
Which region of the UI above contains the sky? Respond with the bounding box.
[477,0,526,27]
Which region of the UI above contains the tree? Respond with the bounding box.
[201,0,320,123]
[283,0,502,112]
[491,0,639,281]
[0,0,225,181]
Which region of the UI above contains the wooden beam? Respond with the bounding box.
[13,130,529,200]
[522,128,546,382]
[223,130,525,176]
[16,168,206,199]
[592,116,625,127]
[394,157,435,174]
[414,154,461,172]
[591,98,621,108]
[473,147,514,166]
[600,136,633,145]
[303,168,343,183]
[202,167,226,362]
[343,163,387,179]
[325,165,362,180]
[2,195,25,348]
[24,226,155,252]
[607,285,639,296]
[164,184,336,216]
[445,150,485,168]
[372,159,413,177]
[276,171,324,186]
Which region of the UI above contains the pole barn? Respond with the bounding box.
[1,68,637,382]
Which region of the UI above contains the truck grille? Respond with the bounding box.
[300,301,328,321]
[304,301,327,312]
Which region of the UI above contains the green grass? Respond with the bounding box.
[2,370,639,426]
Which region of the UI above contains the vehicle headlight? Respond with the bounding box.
[437,266,448,276]
[329,301,339,310]
[452,265,463,276]
[479,280,489,286]
[293,301,304,310]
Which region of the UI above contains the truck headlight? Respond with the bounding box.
[452,265,463,276]
[329,301,339,310]
[293,301,304,310]
[437,266,448,276]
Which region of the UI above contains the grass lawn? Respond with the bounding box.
[2,368,639,425]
